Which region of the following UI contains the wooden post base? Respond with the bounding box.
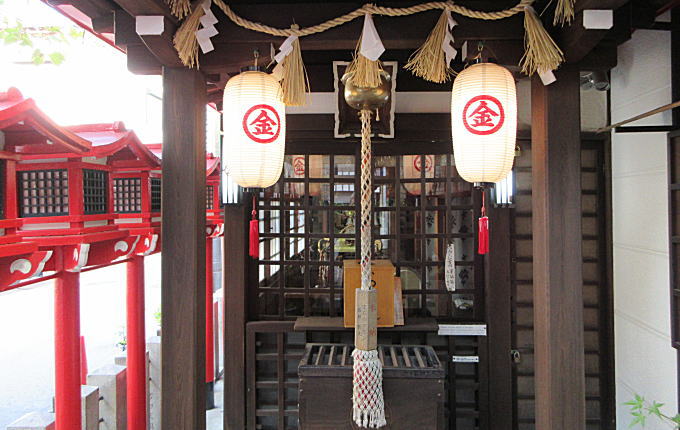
[354,289,377,351]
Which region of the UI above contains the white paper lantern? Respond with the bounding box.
[223,70,286,188]
[451,62,516,184]
[402,155,434,196]
[289,155,322,197]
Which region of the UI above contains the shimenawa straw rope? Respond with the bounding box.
[405,10,454,83]
[174,0,564,102]
[166,0,192,19]
[553,0,576,26]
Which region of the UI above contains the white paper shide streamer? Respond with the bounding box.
[360,13,385,61]
[196,0,219,54]
[441,11,458,66]
[445,242,456,291]
[271,35,298,81]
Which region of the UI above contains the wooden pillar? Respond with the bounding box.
[531,66,586,429]
[223,203,248,430]
[161,67,207,430]
[485,205,513,430]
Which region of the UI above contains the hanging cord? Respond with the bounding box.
[352,109,386,429]
[359,109,373,291]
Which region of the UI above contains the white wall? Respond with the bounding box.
[610,26,677,428]
[0,255,162,428]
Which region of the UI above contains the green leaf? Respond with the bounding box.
[48,52,65,65]
[31,49,44,65]
[648,402,664,418]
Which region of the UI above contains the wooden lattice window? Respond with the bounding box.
[83,169,108,215]
[113,177,142,213]
[150,178,161,212]
[18,169,69,217]
[254,149,481,321]
[206,185,214,210]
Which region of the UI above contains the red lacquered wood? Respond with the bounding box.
[126,255,147,430]
[205,239,215,383]
[54,257,82,430]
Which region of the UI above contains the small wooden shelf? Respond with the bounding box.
[293,316,438,332]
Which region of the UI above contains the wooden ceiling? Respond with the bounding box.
[44,0,674,80]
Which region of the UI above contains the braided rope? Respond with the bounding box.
[211,0,534,38]
[352,349,386,428]
[360,110,372,292]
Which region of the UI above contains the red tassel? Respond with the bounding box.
[249,217,259,258]
[478,216,489,255]
[249,195,259,259]
[478,189,489,255]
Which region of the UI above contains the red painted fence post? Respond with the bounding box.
[206,239,215,385]
[80,336,88,385]
[54,268,82,430]
[126,255,147,430]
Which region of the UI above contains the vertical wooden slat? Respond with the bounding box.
[599,137,616,429]
[246,326,257,429]
[672,8,679,128]
[277,332,285,429]
[224,204,248,429]
[531,66,586,429]
[161,66,207,430]
[486,207,513,430]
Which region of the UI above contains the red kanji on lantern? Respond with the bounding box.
[242,104,281,144]
[462,95,505,136]
[293,156,305,176]
[413,155,433,172]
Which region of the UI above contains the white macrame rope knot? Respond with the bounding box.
[360,109,372,292]
[352,349,386,428]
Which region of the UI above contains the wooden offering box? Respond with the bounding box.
[343,259,396,328]
[298,343,446,429]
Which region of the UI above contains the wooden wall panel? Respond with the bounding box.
[512,136,614,430]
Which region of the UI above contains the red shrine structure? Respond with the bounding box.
[0,87,223,429]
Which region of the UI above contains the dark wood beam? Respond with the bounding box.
[575,0,629,12]
[223,204,249,430]
[137,16,184,68]
[161,67,207,430]
[127,43,163,75]
[92,12,115,33]
[531,65,586,429]
[560,10,611,63]
[113,9,137,48]
[113,0,183,67]
[112,0,178,23]
[560,0,629,63]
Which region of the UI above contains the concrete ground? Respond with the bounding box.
[206,379,224,430]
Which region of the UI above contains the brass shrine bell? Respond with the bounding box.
[341,70,391,111]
